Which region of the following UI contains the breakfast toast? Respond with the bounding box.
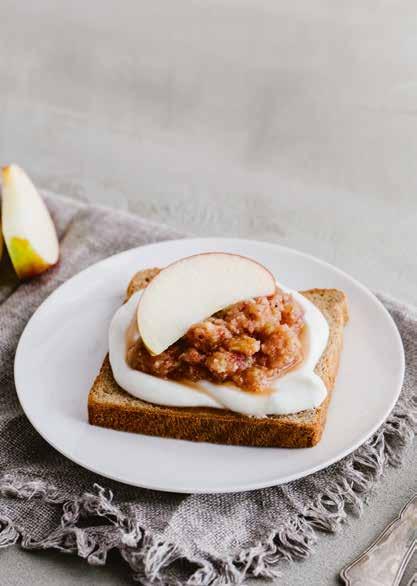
[88,270,348,448]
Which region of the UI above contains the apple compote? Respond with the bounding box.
[127,288,305,393]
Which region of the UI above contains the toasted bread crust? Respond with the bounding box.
[125,268,160,300]
[88,272,348,448]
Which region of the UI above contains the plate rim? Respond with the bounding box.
[14,237,405,493]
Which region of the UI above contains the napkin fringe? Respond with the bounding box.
[0,388,415,584]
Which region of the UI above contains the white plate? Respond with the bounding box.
[15,238,404,494]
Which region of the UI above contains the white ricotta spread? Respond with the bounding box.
[108,286,329,417]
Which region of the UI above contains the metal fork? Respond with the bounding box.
[340,495,417,586]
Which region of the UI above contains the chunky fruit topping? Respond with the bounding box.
[127,289,304,393]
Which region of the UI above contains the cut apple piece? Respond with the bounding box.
[0,220,3,263]
[1,165,59,280]
[137,252,276,355]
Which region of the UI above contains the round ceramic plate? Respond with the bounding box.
[15,238,404,494]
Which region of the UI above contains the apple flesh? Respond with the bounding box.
[1,165,59,280]
[0,221,3,263]
[137,252,276,355]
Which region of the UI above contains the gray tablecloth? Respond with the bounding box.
[0,193,416,585]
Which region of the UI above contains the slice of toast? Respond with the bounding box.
[88,271,348,448]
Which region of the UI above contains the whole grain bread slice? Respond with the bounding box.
[88,270,348,448]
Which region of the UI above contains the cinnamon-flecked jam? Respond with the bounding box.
[127,289,305,393]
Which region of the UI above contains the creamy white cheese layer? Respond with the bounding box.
[108,286,329,417]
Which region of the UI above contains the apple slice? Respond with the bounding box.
[1,164,59,280]
[0,220,3,263]
[137,253,276,355]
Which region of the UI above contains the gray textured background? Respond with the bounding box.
[1,1,417,584]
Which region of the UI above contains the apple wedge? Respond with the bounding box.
[1,164,59,280]
[137,253,276,355]
[0,220,3,263]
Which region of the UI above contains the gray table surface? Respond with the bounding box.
[1,1,417,584]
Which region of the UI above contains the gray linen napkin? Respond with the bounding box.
[0,193,416,585]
